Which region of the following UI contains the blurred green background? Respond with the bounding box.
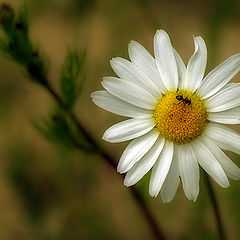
[0,0,239,239]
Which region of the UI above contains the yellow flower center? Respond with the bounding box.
[153,90,208,144]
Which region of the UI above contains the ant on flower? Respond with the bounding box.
[176,94,191,105]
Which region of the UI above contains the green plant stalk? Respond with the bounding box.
[0,4,164,239]
[203,172,226,240]
[203,1,239,239]
[45,82,166,240]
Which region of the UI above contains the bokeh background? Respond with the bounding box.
[0,0,239,239]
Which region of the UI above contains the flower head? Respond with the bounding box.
[91,29,240,202]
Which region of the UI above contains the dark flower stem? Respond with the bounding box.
[45,82,167,240]
[203,172,226,240]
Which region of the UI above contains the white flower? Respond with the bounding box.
[91,29,240,202]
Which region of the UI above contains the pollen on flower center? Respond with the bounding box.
[153,90,208,144]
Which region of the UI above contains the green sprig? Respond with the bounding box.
[0,3,47,85]
[60,49,86,110]
[0,4,166,240]
[33,108,93,151]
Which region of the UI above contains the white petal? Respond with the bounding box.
[117,129,159,173]
[205,83,240,112]
[192,139,230,188]
[203,123,240,155]
[124,136,165,185]
[102,77,157,110]
[110,57,160,98]
[149,141,174,197]
[197,53,240,99]
[154,30,178,91]
[103,118,155,143]
[160,145,180,203]
[128,40,167,94]
[207,106,240,124]
[173,48,186,89]
[183,36,207,92]
[199,136,240,180]
[178,143,200,201]
[91,91,152,118]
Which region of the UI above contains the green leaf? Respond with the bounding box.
[0,3,48,85]
[60,49,86,110]
[33,109,80,149]
[32,108,94,153]
[0,3,14,31]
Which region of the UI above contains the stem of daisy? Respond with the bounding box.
[45,82,167,240]
[203,172,226,240]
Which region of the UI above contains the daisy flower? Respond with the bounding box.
[91,29,240,202]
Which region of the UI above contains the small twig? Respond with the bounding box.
[45,82,167,240]
[0,3,167,237]
[203,172,226,240]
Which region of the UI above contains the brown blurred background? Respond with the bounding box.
[0,0,239,239]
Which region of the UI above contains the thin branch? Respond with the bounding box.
[0,4,166,237]
[203,172,226,240]
[45,82,167,240]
